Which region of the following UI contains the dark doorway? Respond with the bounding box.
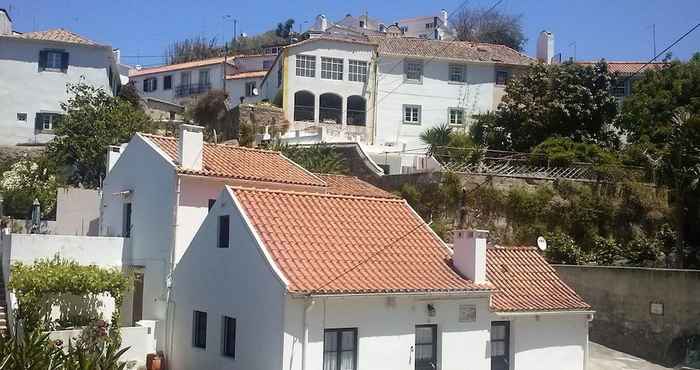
[415,324,437,370]
[132,271,144,323]
[491,321,510,370]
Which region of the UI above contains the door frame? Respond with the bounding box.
[491,320,511,370]
[415,324,438,370]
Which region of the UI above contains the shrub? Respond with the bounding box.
[543,232,584,264]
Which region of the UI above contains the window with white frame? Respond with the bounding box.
[321,57,343,80]
[348,60,368,82]
[296,55,316,77]
[35,113,62,131]
[403,105,421,124]
[199,69,210,85]
[405,60,423,82]
[449,108,465,125]
[449,64,466,83]
[143,78,157,92]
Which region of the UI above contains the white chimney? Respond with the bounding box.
[178,124,204,171]
[453,229,488,283]
[113,48,121,64]
[0,9,12,35]
[317,14,328,32]
[106,145,124,174]
[537,30,555,64]
[441,9,448,27]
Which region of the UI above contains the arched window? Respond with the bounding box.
[294,91,315,122]
[346,95,366,126]
[319,93,342,124]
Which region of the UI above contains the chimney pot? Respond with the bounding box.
[178,124,204,171]
[453,229,488,283]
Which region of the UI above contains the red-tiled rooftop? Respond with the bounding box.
[577,60,668,75]
[129,57,231,77]
[486,246,591,312]
[232,186,493,295]
[140,134,326,187]
[226,70,268,80]
[4,28,103,46]
[315,173,398,199]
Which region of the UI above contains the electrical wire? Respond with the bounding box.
[625,22,700,81]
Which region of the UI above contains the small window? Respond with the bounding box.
[323,328,357,370]
[163,75,172,90]
[208,199,216,211]
[263,60,272,69]
[277,63,283,88]
[359,20,365,28]
[449,108,464,125]
[496,70,509,86]
[245,81,257,97]
[122,202,132,237]
[348,60,368,82]
[403,105,421,125]
[181,71,192,86]
[405,60,423,82]
[192,311,207,349]
[612,81,627,98]
[143,78,157,92]
[199,69,210,85]
[321,57,343,80]
[17,113,27,122]
[35,113,62,131]
[46,51,63,69]
[449,64,466,83]
[296,55,316,77]
[222,316,236,358]
[218,215,230,248]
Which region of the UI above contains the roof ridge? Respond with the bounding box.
[139,133,283,155]
[490,245,538,250]
[229,185,406,203]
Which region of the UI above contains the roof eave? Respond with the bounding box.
[378,51,533,66]
[291,289,493,299]
[494,309,595,316]
[0,34,110,49]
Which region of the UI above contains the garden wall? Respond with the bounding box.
[554,265,700,367]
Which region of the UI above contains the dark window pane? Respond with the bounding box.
[122,203,132,237]
[222,316,236,357]
[218,215,230,248]
[193,311,207,348]
[208,199,216,211]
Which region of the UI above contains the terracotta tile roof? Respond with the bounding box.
[233,187,493,295]
[129,57,230,77]
[486,246,591,312]
[315,174,398,199]
[370,36,534,65]
[576,61,668,75]
[140,134,326,187]
[226,70,268,80]
[6,28,102,46]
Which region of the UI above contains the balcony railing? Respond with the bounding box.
[175,83,211,97]
[347,109,366,126]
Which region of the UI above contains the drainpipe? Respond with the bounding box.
[301,298,316,370]
[165,173,181,360]
[370,51,379,145]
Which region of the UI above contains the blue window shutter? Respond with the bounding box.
[61,52,69,72]
[34,113,44,130]
[38,50,48,70]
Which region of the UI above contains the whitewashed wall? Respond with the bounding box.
[375,56,496,150]
[55,187,101,236]
[170,187,287,370]
[131,63,227,104]
[226,76,265,106]
[100,134,176,350]
[0,38,113,145]
[284,294,492,370]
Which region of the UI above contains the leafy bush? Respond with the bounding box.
[530,137,620,167]
[589,236,623,265]
[0,158,58,219]
[544,232,583,264]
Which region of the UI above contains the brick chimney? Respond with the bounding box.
[178,124,204,171]
[453,230,488,283]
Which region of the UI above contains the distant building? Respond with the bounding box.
[128,54,276,109]
[0,8,121,146]
[396,9,455,40]
[576,60,667,100]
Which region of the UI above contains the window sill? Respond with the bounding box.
[448,81,467,85]
[402,122,422,126]
[403,79,423,85]
[35,129,55,134]
[41,68,66,73]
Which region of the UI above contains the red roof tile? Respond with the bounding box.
[232,187,492,295]
[5,28,102,46]
[486,246,591,312]
[315,174,398,199]
[129,57,230,77]
[226,70,268,80]
[577,61,668,75]
[141,134,326,187]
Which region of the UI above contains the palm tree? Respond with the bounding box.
[420,123,453,158]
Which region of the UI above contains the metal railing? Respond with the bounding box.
[346,110,366,126]
[293,105,315,122]
[319,107,342,125]
[175,83,211,97]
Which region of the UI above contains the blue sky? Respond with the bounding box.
[4,0,699,67]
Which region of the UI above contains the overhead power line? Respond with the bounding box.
[626,22,700,81]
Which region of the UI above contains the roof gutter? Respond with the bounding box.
[494,310,595,317]
[292,290,492,299]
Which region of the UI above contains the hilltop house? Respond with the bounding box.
[101,124,592,369]
[0,8,121,146]
[259,33,532,173]
[128,53,277,111]
[308,10,455,40]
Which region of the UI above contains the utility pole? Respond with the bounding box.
[652,23,657,57]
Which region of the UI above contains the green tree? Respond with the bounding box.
[267,143,349,174]
[420,123,453,157]
[472,61,619,151]
[189,90,236,142]
[165,36,221,65]
[0,157,58,218]
[47,83,153,188]
[454,7,527,51]
[275,19,295,40]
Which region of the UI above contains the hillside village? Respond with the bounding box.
[0,3,699,370]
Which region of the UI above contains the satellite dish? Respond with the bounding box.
[537,236,547,251]
[252,87,259,96]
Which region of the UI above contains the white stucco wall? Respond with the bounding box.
[226,76,265,106]
[0,37,113,145]
[170,187,287,370]
[375,56,496,150]
[131,63,227,105]
[100,134,176,350]
[55,187,101,236]
[284,294,493,370]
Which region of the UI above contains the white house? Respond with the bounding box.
[0,8,120,146]
[259,33,532,173]
[128,54,276,109]
[396,9,455,40]
[168,182,592,370]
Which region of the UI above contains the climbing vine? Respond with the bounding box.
[9,256,132,341]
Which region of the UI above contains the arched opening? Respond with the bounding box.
[294,91,315,122]
[346,95,366,126]
[319,93,342,124]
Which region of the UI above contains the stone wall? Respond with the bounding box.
[554,265,700,367]
[235,103,289,137]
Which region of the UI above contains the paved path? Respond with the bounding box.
[588,342,673,370]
